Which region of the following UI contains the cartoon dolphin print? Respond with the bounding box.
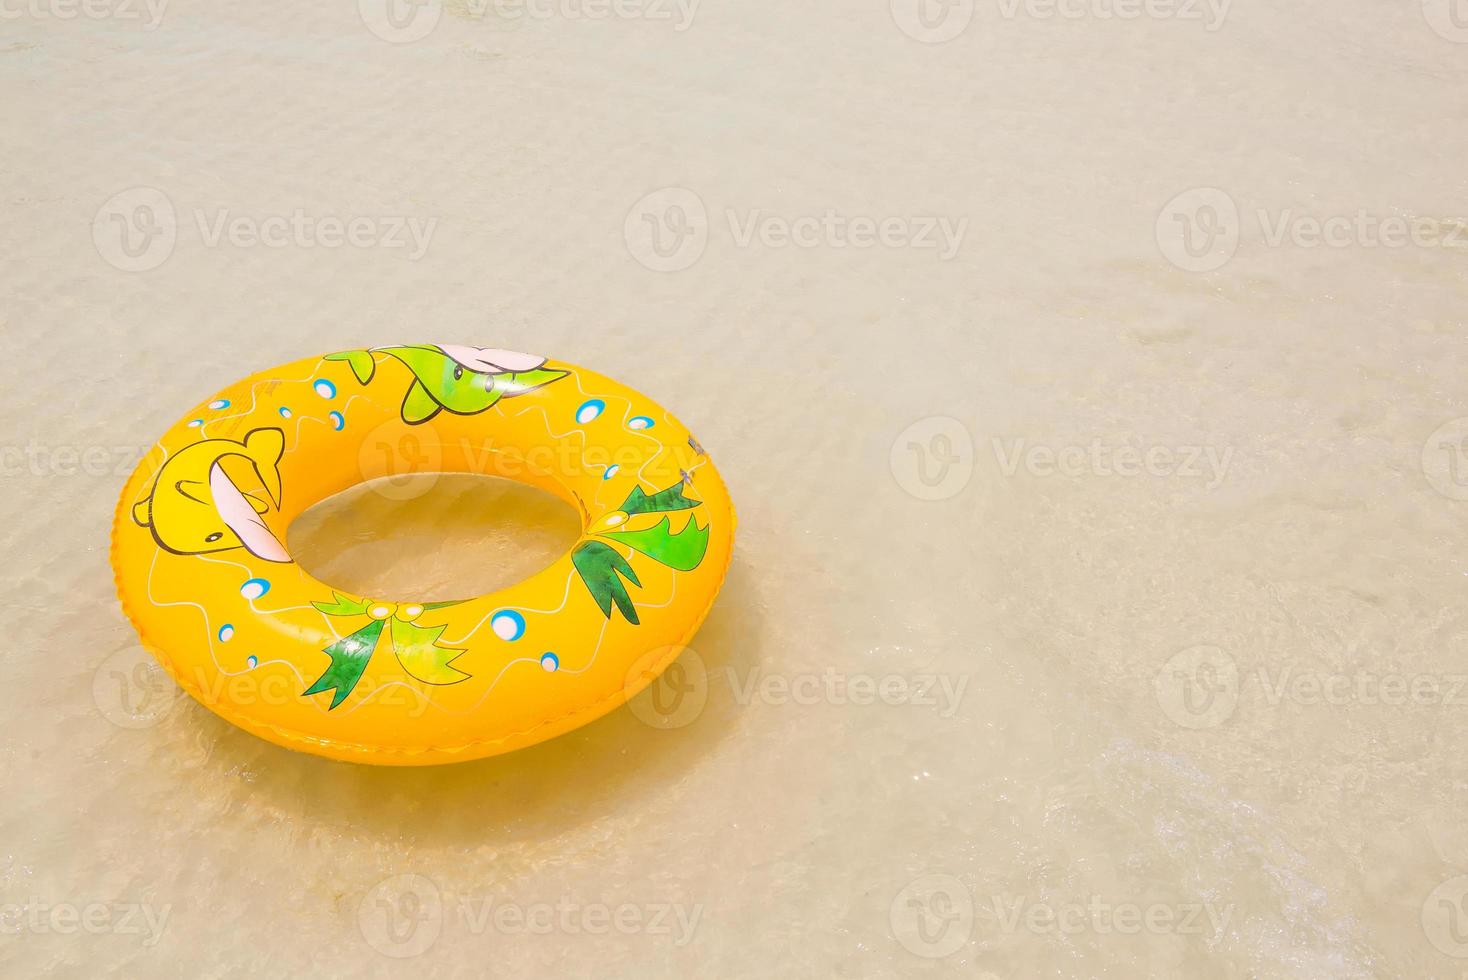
[326,345,568,425]
[131,427,290,562]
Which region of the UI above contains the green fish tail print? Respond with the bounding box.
[389,619,470,686]
[304,619,385,710]
[621,483,702,516]
[603,515,710,571]
[325,349,378,386]
[328,344,568,425]
[572,541,642,625]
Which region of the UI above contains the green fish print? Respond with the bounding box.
[327,345,567,424]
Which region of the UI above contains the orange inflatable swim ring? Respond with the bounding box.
[111,345,735,765]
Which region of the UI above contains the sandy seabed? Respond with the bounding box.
[3,0,1468,976]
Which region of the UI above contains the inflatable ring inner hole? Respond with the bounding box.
[287,472,583,603]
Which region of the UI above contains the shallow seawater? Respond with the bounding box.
[290,475,582,602]
[2,1,1468,977]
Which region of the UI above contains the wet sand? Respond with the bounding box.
[3,0,1468,975]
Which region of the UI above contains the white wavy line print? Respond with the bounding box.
[182,555,450,717]
[603,399,670,509]
[197,359,329,438]
[283,393,369,452]
[554,617,610,677]
[442,566,581,645]
[191,553,343,638]
[494,367,689,512]
[145,551,350,717]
